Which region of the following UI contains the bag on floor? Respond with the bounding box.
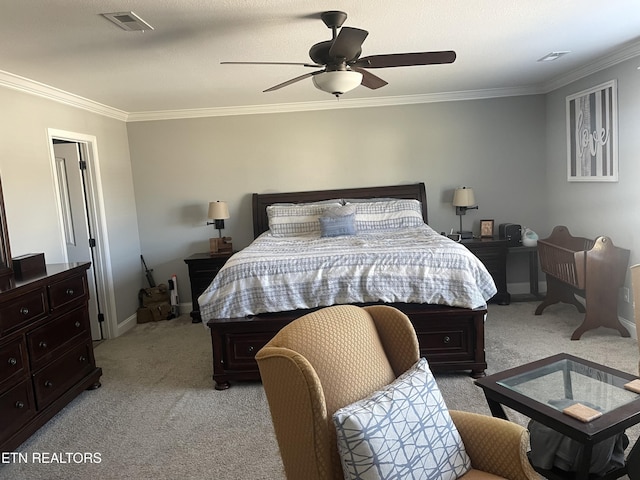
[137,302,173,323]
[528,404,628,476]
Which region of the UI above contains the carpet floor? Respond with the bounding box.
[1,301,638,480]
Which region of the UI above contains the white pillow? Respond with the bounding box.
[266,202,342,237]
[333,357,471,480]
[349,199,424,231]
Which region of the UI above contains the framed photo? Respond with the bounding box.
[480,219,494,238]
[566,80,618,182]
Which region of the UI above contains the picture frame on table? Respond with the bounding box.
[480,219,494,238]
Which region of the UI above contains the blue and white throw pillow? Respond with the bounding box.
[319,205,357,237]
[333,357,471,480]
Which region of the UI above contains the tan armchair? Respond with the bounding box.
[256,304,538,480]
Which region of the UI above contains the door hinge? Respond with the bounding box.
[89,238,96,248]
[98,313,105,323]
[79,160,87,170]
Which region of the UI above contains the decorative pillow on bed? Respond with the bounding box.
[333,357,471,480]
[348,199,425,231]
[267,202,342,237]
[319,204,356,237]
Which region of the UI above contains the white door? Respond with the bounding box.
[53,142,103,340]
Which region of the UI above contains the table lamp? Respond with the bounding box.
[452,187,478,239]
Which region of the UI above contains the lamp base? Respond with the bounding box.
[458,231,474,240]
[210,237,233,254]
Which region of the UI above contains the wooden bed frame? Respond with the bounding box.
[207,183,487,390]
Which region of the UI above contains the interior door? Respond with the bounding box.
[53,142,102,340]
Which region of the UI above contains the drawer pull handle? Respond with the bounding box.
[248,346,255,353]
[75,321,81,328]
[20,307,30,316]
[443,336,451,344]
[66,288,75,296]
[39,341,48,349]
[15,401,25,409]
[8,357,17,366]
[79,355,87,363]
[44,380,53,388]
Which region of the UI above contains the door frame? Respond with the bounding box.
[47,128,117,340]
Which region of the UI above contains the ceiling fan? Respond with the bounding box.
[221,11,456,98]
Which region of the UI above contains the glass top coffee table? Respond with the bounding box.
[475,353,640,480]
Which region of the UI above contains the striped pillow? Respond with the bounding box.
[349,199,424,231]
[267,202,342,237]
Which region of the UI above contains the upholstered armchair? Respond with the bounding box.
[255,304,538,480]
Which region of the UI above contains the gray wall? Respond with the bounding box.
[2,50,638,333]
[127,95,548,302]
[0,87,141,330]
[545,55,640,319]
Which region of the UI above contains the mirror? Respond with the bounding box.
[0,177,13,279]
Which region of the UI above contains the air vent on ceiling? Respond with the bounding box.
[537,51,570,62]
[101,11,154,32]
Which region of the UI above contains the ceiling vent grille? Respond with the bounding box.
[101,11,154,32]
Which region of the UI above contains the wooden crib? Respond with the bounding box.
[535,226,630,340]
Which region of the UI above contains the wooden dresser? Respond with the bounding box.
[0,262,102,452]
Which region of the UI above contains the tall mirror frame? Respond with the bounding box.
[0,177,13,279]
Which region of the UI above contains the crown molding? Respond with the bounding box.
[126,85,543,122]
[0,70,128,121]
[3,39,639,123]
[542,38,640,93]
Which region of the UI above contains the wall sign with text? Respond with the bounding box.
[566,80,618,182]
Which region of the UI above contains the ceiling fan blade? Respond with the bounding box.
[351,67,388,90]
[353,51,456,68]
[328,27,368,61]
[263,71,323,92]
[221,61,322,68]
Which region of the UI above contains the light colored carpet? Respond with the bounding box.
[1,301,638,480]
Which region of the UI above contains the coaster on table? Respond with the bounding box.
[562,403,602,422]
[624,379,640,393]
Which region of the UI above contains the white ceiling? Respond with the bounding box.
[1,1,640,117]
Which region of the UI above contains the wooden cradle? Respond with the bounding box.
[535,225,630,340]
[206,183,489,389]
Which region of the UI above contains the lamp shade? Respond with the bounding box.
[312,71,363,95]
[452,187,475,207]
[208,201,229,220]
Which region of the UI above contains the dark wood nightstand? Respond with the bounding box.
[462,238,510,305]
[184,252,234,323]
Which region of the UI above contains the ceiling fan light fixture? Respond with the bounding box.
[312,71,363,96]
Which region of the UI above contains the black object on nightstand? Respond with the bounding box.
[462,238,510,305]
[184,252,234,323]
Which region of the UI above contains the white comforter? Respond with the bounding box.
[198,225,496,320]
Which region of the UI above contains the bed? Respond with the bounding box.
[201,183,494,389]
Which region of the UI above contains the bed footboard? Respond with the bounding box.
[535,226,630,340]
[208,304,487,390]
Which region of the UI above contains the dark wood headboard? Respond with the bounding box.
[252,183,428,238]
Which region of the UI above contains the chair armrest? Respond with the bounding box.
[449,410,539,480]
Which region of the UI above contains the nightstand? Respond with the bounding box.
[461,238,510,305]
[184,252,234,322]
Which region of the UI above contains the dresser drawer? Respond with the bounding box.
[0,338,28,391]
[47,273,88,311]
[225,332,274,370]
[27,306,89,368]
[0,288,47,335]
[32,341,94,410]
[0,379,37,444]
[413,319,476,362]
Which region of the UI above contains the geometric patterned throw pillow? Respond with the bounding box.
[333,358,471,480]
